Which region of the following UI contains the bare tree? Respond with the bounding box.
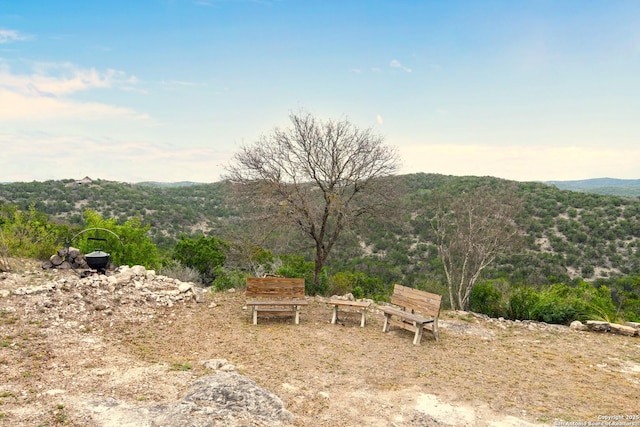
[225,112,400,290]
[430,184,523,310]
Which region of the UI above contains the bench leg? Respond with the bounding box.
[382,314,390,332]
[252,308,258,325]
[294,308,300,325]
[331,305,338,324]
[360,310,366,327]
[413,326,424,345]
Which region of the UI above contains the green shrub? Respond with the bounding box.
[507,287,540,320]
[0,205,69,261]
[593,275,640,322]
[351,286,364,300]
[326,271,352,296]
[531,288,580,324]
[469,281,505,318]
[275,254,327,295]
[80,209,161,269]
[327,271,387,300]
[528,282,617,324]
[211,267,246,291]
[172,235,229,284]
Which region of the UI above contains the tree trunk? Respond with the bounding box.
[313,248,326,292]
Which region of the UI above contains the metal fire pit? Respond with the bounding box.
[70,228,122,274]
[85,248,110,272]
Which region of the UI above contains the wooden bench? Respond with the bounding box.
[380,284,442,345]
[245,277,308,325]
[328,299,371,327]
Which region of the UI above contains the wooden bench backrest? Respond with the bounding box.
[245,277,306,299]
[390,284,442,317]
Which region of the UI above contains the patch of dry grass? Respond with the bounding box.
[1,262,638,426]
[111,291,640,424]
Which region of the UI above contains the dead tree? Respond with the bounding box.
[431,184,523,310]
[225,111,400,291]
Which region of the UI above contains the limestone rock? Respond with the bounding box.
[610,323,637,337]
[586,320,610,332]
[201,358,234,371]
[151,373,294,427]
[570,320,588,331]
[177,282,192,293]
[130,265,147,277]
[626,322,640,331]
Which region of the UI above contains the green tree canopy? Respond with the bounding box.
[79,209,160,269]
[172,235,229,284]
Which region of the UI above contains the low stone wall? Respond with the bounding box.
[570,320,639,337]
[2,265,205,325]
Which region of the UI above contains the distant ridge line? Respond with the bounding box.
[546,178,640,187]
[546,178,640,197]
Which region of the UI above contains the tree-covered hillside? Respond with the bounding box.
[1,174,639,288]
[0,178,233,248]
[3,174,640,321]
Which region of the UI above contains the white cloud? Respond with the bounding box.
[0,29,31,44]
[0,132,230,183]
[0,62,148,121]
[0,88,149,121]
[390,59,412,73]
[1,62,137,96]
[376,114,383,124]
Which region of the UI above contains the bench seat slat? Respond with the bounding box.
[246,299,308,306]
[380,306,433,324]
[252,308,298,314]
[327,300,371,308]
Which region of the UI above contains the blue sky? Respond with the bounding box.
[1,0,639,183]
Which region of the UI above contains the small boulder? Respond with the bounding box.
[130,265,147,277]
[610,323,637,337]
[586,320,610,332]
[626,322,640,331]
[151,372,293,426]
[570,320,588,331]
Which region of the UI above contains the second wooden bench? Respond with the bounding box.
[380,284,442,345]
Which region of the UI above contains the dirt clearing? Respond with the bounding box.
[1,261,639,426]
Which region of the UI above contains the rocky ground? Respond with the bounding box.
[1,259,639,427]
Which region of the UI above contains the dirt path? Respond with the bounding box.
[1,263,639,426]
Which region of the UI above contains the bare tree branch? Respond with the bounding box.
[224,111,400,290]
[431,184,523,310]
